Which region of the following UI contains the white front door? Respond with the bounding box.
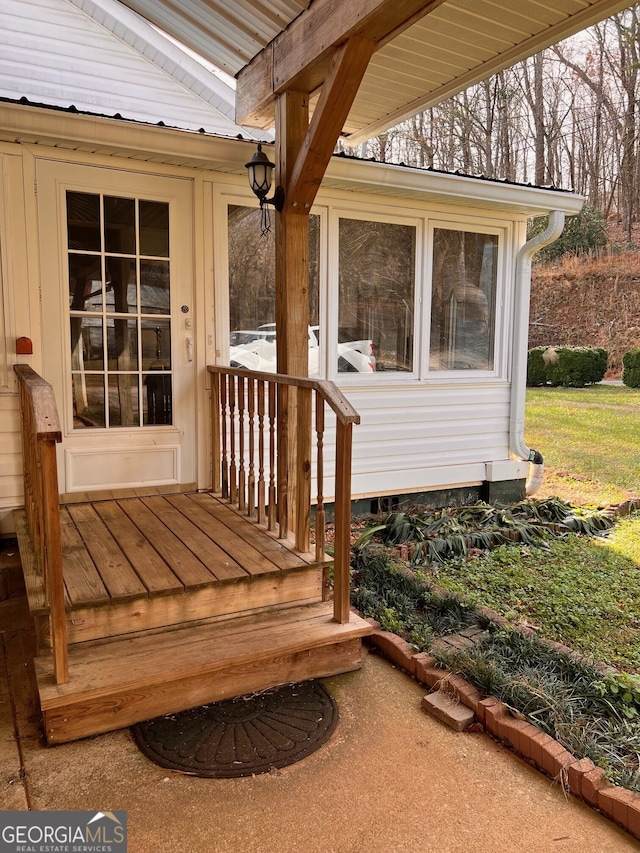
[37,161,196,495]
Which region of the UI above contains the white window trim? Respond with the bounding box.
[422,217,512,383]
[327,206,423,384]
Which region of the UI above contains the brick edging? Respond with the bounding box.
[363,623,640,840]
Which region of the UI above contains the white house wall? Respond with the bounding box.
[0,0,257,139]
[0,103,582,533]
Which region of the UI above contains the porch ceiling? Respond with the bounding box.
[117,0,632,143]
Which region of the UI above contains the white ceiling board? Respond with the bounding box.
[117,0,634,141]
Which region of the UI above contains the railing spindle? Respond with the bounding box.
[247,377,256,517]
[268,380,277,531]
[257,380,266,524]
[229,375,237,505]
[315,393,327,596]
[238,375,246,512]
[220,375,229,499]
[211,372,221,493]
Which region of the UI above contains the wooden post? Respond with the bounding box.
[275,90,311,539]
[42,440,68,684]
[333,420,354,624]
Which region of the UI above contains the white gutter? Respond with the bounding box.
[510,210,566,496]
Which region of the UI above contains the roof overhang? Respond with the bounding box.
[0,101,583,217]
[117,0,633,143]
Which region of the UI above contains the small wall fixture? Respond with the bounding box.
[16,336,33,355]
[245,143,284,235]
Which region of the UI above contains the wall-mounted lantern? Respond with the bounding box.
[245,143,284,234]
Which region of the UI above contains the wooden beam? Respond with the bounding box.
[275,92,309,536]
[236,0,445,127]
[275,90,309,377]
[286,36,375,212]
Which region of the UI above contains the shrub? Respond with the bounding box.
[528,205,609,261]
[545,346,608,387]
[622,349,640,388]
[527,346,547,386]
[528,346,607,387]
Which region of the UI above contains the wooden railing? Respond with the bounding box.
[14,365,68,684]
[208,366,360,624]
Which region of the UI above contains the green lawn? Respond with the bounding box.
[525,385,640,505]
[433,527,640,671]
[427,383,640,670]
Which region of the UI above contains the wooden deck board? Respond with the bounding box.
[189,493,311,571]
[140,496,249,583]
[59,508,110,608]
[92,501,184,597]
[115,498,218,590]
[21,493,329,621]
[66,503,148,603]
[166,493,285,578]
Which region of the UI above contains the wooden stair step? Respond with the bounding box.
[35,602,373,744]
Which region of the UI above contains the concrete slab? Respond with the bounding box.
[0,614,638,853]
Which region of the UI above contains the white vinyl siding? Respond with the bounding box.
[0,0,250,137]
[0,398,23,535]
[333,383,511,497]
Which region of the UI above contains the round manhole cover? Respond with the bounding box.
[131,681,338,778]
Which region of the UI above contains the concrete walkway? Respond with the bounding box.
[1,572,637,853]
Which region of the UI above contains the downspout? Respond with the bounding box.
[510,210,565,496]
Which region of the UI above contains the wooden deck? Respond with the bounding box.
[18,491,329,649]
[13,364,371,744]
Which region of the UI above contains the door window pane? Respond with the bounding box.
[338,218,415,373]
[105,258,137,313]
[70,317,103,371]
[108,374,140,427]
[140,261,170,314]
[104,196,136,254]
[67,192,101,251]
[142,321,171,371]
[72,373,105,428]
[140,201,169,256]
[143,373,172,425]
[430,229,498,370]
[66,192,171,428]
[68,254,103,311]
[107,318,139,371]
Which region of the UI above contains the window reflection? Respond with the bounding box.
[140,261,170,314]
[67,192,101,251]
[227,206,321,375]
[66,191,171,428]
[68,254,102,311]
[430,229,497,370]
[104,196,135,254]
[338,219,414,373]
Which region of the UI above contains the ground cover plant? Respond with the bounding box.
[352,542,640,792]
[351,499,640,792]
[350,386,640,791]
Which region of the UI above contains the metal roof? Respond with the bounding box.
[118,0,632,143]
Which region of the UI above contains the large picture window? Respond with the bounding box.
[227,205,321,374]
[338,218,415,373]
[429,228,498,371]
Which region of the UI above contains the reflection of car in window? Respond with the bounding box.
[229,324,376,374]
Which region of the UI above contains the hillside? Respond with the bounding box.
[529,250,640,378]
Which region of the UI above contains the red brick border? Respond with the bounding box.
[364,625,640,841]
